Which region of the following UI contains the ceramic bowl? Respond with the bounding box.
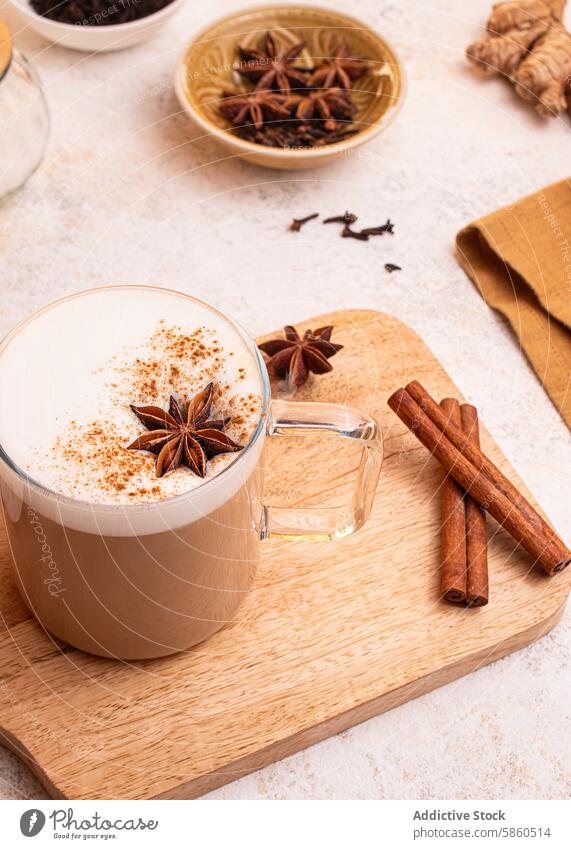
[174,4,405,170]
[7,0,185,53]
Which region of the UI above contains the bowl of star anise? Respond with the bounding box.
[174,5,405,169]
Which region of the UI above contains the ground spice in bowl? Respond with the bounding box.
[30,0,175,26]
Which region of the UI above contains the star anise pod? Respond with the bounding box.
[238,31,308,93]
[127,383,242,478]
[258,325,343,387]
[219,89,291,129]
[308,38,372,90]
[291,88,356,128]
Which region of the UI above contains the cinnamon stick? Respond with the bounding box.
[461,404,489,606]
[440,399,467,603]
[406,381,559,555]
[387,383,571,576]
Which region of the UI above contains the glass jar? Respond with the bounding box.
[0,19,50,200]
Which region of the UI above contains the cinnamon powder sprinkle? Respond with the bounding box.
[54,424,152,501]
[48,322,263,502]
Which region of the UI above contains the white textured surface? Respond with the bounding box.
[0,0,570,800]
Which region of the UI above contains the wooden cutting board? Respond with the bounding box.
[0,309,568,799]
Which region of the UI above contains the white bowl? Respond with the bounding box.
[7,0,186,52]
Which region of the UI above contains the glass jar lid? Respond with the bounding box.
[0,18,12,82]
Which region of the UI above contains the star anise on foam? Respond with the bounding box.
[308,38,372,90]
[219,89,291,129]
[127,383,242,478]
[238,31,308,93]
[258,325,343,388]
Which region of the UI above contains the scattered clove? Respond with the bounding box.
[288,211,397,248]
[323,211,358,225]
[342,224,369,241]
[384,263,402,273]
[289,213,319,232]
[361,219,395,236]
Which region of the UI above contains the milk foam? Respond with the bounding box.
[0,287,266,531]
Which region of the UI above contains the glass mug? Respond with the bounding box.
[0,18,50,200]
[0,286,383,659]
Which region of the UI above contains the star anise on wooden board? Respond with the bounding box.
[219,89,291,129]
[308,38,372,89]
[127,383,242,478]
[258,325,343,387]
[238,31,308,93]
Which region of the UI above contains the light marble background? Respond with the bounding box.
[0,0,570,800]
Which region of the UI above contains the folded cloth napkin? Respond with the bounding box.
[457,179,571,430]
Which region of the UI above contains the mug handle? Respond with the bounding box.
[260,399,383,541]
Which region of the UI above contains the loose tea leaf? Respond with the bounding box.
[30,0,175,25]
[384,263,402,272]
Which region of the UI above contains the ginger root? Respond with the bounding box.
[467,0,571,117]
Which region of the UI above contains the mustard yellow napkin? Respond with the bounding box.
[457,179,571,430]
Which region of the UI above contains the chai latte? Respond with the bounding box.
[0,287,266,658]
